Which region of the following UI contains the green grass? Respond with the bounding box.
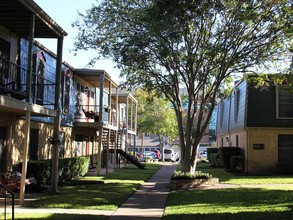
[163,162,293,220]
[198,162,293,185]
[24,163,161,211]
[1,213,106,220]
[164,188,293,220]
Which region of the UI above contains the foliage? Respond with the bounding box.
[218,147,242,169]
[209,153,220,167]
[172,170,212,180]
[206,147,219,162]
[73,0,292,173]
[134,89,178,138]
[230,155,245,173]
[13,157,90,187]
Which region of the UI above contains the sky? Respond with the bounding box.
[34,0,121,83]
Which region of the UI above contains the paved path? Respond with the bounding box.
[108,163,177,220]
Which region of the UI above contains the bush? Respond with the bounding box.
[207,147,219,162]
[209,153,219,167]
[230,155,245,172]
[172,171,212,180]
[218,147,242,169]
[14,156,90,187]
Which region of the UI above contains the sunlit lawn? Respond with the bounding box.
[163,162,293,220]
[1,213,106,220]
[23,163,161,210]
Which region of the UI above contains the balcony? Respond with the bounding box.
[0,57,55,107]
[75,104,117,127]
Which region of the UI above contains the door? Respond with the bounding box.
[0,127,7,172]
[29,129,39,160]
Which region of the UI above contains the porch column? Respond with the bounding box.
[19,13,35,205]
[51,35,64,193]
[97,73,105,176]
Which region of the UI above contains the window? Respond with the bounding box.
[278,135,293,164]
[219,102,224,127]
[236,135,239,147]
[32,51,46,105]
[0,37,10,80]
[233,89,239,122]
[277,86,293,118]
[62,68,72,114]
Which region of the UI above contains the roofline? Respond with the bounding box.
[19,0,68,37]
[74,69,119,87]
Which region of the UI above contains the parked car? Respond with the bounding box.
[142,151,156,161]
[164,149,179,162]
[150,149,161,160]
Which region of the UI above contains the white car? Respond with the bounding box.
[164,149,179,162]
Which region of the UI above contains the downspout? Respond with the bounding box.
[19,13,35,205]
[96,73,105,176]
[51,35,64,193]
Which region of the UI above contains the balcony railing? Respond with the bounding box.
[0,57,55,107]
[75,105,117,126]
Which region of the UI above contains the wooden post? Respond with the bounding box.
[19,14,34,205]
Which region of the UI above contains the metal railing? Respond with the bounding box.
[0,56,55,107]
[0,183,14,220]
[75,104,118,126]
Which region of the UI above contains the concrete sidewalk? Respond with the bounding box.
[108,163,177,220]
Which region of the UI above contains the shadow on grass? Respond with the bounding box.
[5,213,107,220]
[164,188,293,220]
[24,164,161,210]
[162,210,293,220]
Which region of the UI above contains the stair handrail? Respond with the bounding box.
[0,182,15,220]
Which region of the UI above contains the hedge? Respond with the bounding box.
[218,147,242,169]
[14,156,90,187]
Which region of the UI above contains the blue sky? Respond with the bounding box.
[34,0,121,83]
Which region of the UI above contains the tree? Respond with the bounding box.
[134,89,177,157]
[73,0,292,173]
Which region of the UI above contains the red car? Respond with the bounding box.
[151,150,161,160]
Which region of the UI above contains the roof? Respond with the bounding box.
[74,69,119,89]
[0,0,67,38]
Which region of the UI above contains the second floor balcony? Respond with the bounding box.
[0,56,56,107]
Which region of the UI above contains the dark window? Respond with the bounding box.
[219,102,224,127]
[0,37,10,81]
[233,89,239,122]
[278,135,293,163]
[62,68,71,114]
[236,135,239,147]
[29,129,39,160]
[278,87,293,118]
[0,127,7,172]
[32,52,46,105]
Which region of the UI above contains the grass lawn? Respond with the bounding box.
[163,162,293,220]
[25,163,161,210]
[2,163,161,220]
[1,213,106,220]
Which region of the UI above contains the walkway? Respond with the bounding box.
[108,163,177,220]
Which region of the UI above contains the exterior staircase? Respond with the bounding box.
[102,129,145,169]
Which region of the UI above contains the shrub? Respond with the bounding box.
[209,153,219,167]
[230,155,245,172]
[14,156,90,187]
[207,147,219,162]
[172,171,212,180]
[218,147,242,169]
